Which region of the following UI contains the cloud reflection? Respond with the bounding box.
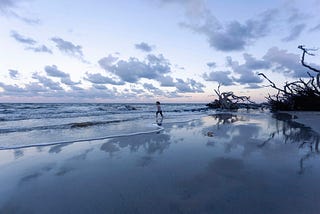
[102,132,171,155]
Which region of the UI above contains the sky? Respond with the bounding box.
[1,0,320,103]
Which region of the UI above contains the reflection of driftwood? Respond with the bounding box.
[258,113,320,174]
[299,152,313,175]
[258,45,320,111]
[211,113,242,128]
[298,136,319,174]
[207,84,256,109]
[205,114,242,137]
[258,133,275,148]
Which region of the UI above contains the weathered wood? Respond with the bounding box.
[259,45,320,111]
[208,84,256,109]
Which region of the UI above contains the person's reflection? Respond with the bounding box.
[156,116,163,126]
[14,149,24,159]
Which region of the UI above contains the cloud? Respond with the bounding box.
[161,1,314,51]
[203,70,235,86]
[24,82,47,93]
[84,72,124,85]
[280,5,309,41]
[263,47,311,78]
[61,76,80,86]
[0,0,39,24]
[0,0,15,12]
[10,31,53,53]
[179,6,278,51]
[44,65,69,78]
[105,58,149,83]
[157,75,175,87]
[0,81,53,98]
[226,55,266,85]
[99,52,204,95]
[204,53,270,86]
[209,47,320,84]
[206,62,216,68]
[92,84,108,90]
[0,82,26,93]
[158,0,208,19]
[9,69,19,78]
[10,30,36,45]
[285,6,309,24]
[245,83,262,89]
[131,87,146,94]
[0,79,129,101]
[32,73,64,91]
[175,78,204,93]
[212,10,278,51]
[0,80,116,100]
[98,53,171,83]
[44,65,80,86]
[98,54,119,70]
[51,37,87,62]
[309,23,320,32]
[203,47,320,87]
[142,83,157,90]
[26,45,53,54]
[143,83,165,95]
[234,73,263,85]
[135,42,154,52]
[282,24,306,42]
[70,85,84,91]
[241,53,271,70]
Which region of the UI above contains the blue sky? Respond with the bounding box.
[1,0,320,103]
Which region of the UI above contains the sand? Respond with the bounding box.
[285,111,320,134]
[0,111,320,214]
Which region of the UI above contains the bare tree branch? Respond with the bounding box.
[298,45,320,74]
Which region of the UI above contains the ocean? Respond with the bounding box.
[0,103,209,149]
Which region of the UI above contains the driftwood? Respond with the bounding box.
[258,45,320,111]
[207,84,256,109]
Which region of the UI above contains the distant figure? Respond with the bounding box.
[156,101,163,118]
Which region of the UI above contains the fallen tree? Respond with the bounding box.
[207,84,258,110]
[258,45,320,111]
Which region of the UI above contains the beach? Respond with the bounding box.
[286,111,320,135]
[0,104,320,213]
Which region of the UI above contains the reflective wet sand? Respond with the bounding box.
[0,112,319,214]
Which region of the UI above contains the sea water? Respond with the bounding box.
[0,103,209,149]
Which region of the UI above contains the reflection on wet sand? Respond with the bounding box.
[1,112,320,213]
[271,113,320,174]
[48,143,71,154]
[205,112,320,174]
[100,142,120,156]
[136,156,154,167]
[102,132,171,155]
[210,113,246,126]
[13,150,23,159]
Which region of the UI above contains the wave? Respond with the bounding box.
[0,124,164,150]
[0,117,141,134]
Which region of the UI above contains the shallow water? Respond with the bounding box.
[0,111,319,214]
[0,103,207,149]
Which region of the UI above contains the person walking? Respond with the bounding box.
[156,101,163,118]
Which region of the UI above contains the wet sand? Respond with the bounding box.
[285,111,320,134]
[0,111,320,214]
